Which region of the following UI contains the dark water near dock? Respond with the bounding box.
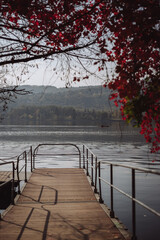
[0,125,159,240]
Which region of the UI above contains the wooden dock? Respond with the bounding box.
[0,171,29,182]
[0,168,129,240]
[0,171,15,182]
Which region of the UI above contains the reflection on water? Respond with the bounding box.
[0,125,160,240]
[1,125,158,168]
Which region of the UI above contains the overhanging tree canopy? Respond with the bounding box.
[0,0,160,152]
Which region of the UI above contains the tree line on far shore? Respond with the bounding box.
[1,105,115,126]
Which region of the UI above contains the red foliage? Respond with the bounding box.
[0,0,160,152]
[105,0,160,153]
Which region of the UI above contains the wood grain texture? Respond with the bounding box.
[0,168,127,240]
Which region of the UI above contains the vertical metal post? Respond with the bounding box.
[24,151,27,182]
[91,154,94,186]
[11,162,15,205]
[94,157,98,193]
[30,146,33,172]
[132,169,137,240]
[79,151,81,169]
[33,153,35,169]
[98,161,104,203]
[86,148,89,176]
[110,164,115,217]
[83,145,85,169]
[17,159,21,194]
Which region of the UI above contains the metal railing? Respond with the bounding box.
[0,161,15,206]
[1,143,160,240]
[16,147,33,194]
[16,151,27,194]
[29,146,33,172]
[32,143,81,169]
[83,145,98,193]
[0,143,81,201]
[82,145,160,240]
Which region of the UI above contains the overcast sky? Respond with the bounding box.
[3,58,114,88]
[22,68,104,88]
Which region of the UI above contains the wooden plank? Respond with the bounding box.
[0,171,31,182]
[0,168,130,240]
[0,171,12,182]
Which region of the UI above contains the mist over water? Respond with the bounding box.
[0,125,159,240]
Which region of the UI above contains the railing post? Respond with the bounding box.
[94,157,98,193]
[110,164,115,218]
[86,148,89,176]
[98,161,104,203]
[83,145,85,169]
[91,154,94,186]
[79,150,81,169]
[17,158,21,194]
[24,151,27,182]
[11,162,15,205]
[132,169,137,240]
[30,146,33,172]
[33,153,35,169]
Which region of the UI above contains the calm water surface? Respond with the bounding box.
[0,125,159,240]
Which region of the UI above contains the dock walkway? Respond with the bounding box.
[0,171,29,182]
[0,168,127,240]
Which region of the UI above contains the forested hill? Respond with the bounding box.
[1,85,121,126]
[9,85,114,110]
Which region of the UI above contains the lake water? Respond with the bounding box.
[0,125,160,240]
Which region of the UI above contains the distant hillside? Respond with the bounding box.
[3,105,112,126]
[8,85,115,111]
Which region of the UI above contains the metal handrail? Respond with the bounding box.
[16,151,27,194]
[0,148,31,203]
[99,176,160,217]
[0,161,15,205]
[100,160,160,175]
[83,145,98,193]
[0,156,18,163]
[98,161,160,240]
[1,144,159,240]
[33,143,81,169]
[82,146,160,240]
